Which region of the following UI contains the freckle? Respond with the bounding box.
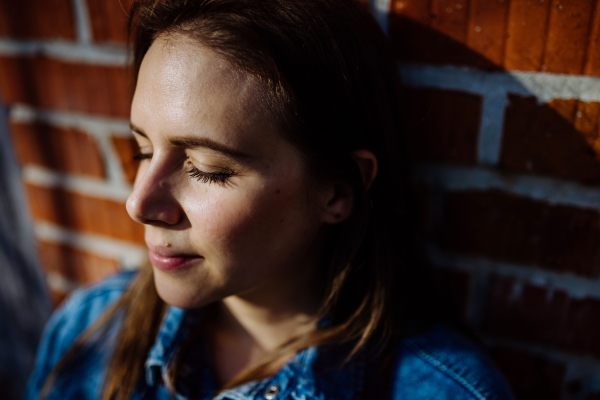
[280,219,284,223]
[276,189,280,194]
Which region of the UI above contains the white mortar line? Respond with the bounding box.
[371,0,390,35]
[23,165,132,202]
[46,272,80,293]
[465,261,491,329]
[71,0,93,44]
[35,222,146,270]
[427,244,600,300]
[477,92,508,165]
[10,105,130,136]
[0,39,126,65]
[414,163,600,210]
[399,63,600,102]
[95,134,131,187]
[400,63,493,94]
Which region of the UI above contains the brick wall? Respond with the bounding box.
[389,0,600,398]
[0,0,143,306]
[2,0,600,398]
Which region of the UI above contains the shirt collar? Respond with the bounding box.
[145,306,202,387]
[144,307,365,400]
[209,343,364,400]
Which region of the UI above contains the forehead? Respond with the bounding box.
[131,34,276,150]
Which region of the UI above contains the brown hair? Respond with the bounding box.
[43,1,449,399]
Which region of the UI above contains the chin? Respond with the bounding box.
[152,267,216,309]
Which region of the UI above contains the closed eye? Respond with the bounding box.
[133,153,152,161]
[186,164,235,186]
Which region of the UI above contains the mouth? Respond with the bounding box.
[147,243,203,272]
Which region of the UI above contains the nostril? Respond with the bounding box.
[132,204,182,227]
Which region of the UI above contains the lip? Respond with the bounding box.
[146,243,203,272]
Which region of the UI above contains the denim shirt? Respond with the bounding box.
[24,272,514,400]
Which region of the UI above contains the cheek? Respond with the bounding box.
[182,172,312,250]
[182,186,240,241]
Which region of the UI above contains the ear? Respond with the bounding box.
[321,181,354,224]
[321,149,378,225]
[351,149,378,191]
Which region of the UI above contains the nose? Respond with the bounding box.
[126,160,183,226]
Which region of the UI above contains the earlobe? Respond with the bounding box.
[322,183,353,224]
[321,150,377,225]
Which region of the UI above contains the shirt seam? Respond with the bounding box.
[403,341,496,400]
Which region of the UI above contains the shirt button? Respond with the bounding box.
[264,385,280,399]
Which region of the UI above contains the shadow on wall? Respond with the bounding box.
[397,17,600,184]
[1,1,600,400]
[390,11,600,400]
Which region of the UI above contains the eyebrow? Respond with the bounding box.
[130,122,253,160]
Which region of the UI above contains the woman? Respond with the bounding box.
[24,0,514,399]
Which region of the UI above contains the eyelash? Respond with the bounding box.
[132,153,235,185]
[186,164,235,185]
[132,153,151,161]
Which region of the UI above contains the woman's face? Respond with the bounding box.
[127,35,332,309]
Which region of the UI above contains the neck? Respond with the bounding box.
[218,294,318,352]
[207,289,320,387]
[207,245,324,386]
[216,227,326,350]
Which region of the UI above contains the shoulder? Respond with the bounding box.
[23,270,137,400]
[391,325,514,400]
[41,270,137,356]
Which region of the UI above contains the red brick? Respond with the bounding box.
[584,4,600,76]
[433,267,471,318]
[107,67,132,119]
[10,121,105,178]
[389,0,600,75]
[390,0,500,70]
[112,135,140,184]
[565,380,584,398]
[403,86,481,164]
[48,287,69,308]
[392,0,433,24]
[466,0,510,66]
[87,0,135,43]
[504,0,552,71]
[38,240,119,284]
[484,276,600,358]
[543,0,595,74]
[0,55,130,118]
[0,0,75,40]
[443,190,600,277]
[430,0,469,44]
[488,346,566,400]
[500,95,600,183]
[25,183,145,244]
[589,392,600,400]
